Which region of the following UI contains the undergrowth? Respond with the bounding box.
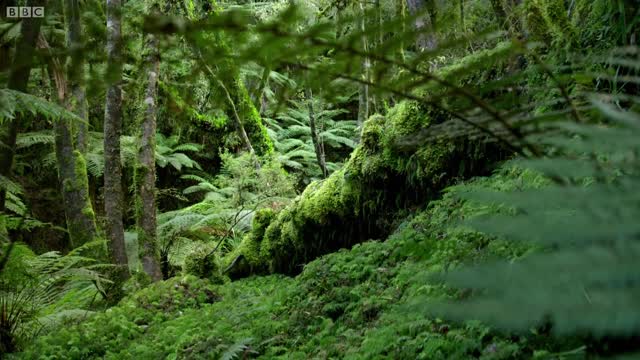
[21,166,576,359]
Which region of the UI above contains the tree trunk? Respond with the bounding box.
[305,89,328,178]
[39,31,99,250]
[104,0,129,277]
[406,0,437,51]
[397,0,407,62]
[66,0,89,154]
[251,67,270,115]
[460,0,465,31]
[357,1,369,135]
[0,0,16,73]
[0,0,45,213]
[137,33,163,282]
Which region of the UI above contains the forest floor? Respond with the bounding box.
[24,166,575,359]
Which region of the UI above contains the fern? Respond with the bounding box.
[265,97,356,184]
[221,337,254,360]
[431,85,640,341]
[0,89,83,124]
[1,241,110,352]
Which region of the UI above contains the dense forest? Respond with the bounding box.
[1,0,639,358]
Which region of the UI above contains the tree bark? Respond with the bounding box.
[406,0,437,51]
[397,0,407,62]
[104,0,129,276]
[39,30,99,250]
[0,0,45,213]
[357,1,369,135]
[137,33,163,281]
[66,0,89,154]
[305,89,328,178]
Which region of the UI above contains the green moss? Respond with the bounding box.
[247,93,506,275]
[524,0,576,49]
[360,114,384,151]
[234,77,274,156]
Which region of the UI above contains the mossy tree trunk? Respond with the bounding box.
[396,0,407,61]
[305,88,328,178]
[136,33,163,282]
[43,0,101,249]
[104,0,129,278]
[0,0,44,213]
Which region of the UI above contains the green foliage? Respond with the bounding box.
[24,168,571,359]
[265,96,357,185]
[23,275,220,359]
[6,0,639,357]
[0,89,83,124]
[249,90,505,274]
[0,241,110,353]
[431,98,640,345]
[153,134,203,172]
[19,131,202,178]
[183,243,226,284]
[157,153,295,275]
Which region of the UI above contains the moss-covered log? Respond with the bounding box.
[225,98,510,276]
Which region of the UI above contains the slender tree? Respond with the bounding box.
[0,0,45,213]
[56,0,99,248]
[305,88,328,178]
[104,0,129,277]
[251,67,270,115]
[357,0,370,133]
[136,31,163,281]
[66,0,89,154]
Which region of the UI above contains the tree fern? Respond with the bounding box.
[265,97,356,184]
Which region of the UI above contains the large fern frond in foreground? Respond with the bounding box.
[430,95,640,339]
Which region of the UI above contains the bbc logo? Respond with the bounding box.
[6,7,45,18]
